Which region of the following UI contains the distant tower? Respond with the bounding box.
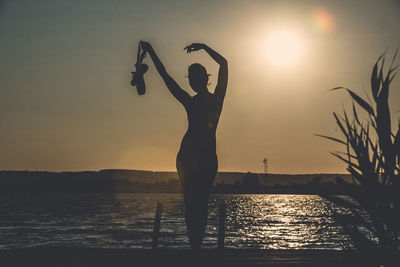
[263,158,268,174]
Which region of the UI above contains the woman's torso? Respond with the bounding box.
[179,93,222,155]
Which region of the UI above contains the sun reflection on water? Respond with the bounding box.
[211,194,349,249]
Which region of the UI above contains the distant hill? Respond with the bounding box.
[96,169,353,186]
[0,169,353,193]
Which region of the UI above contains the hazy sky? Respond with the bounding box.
[1,0,399,173]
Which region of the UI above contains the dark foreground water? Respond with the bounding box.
[0,194,353,250]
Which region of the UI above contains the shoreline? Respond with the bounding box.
[1,248,398,266]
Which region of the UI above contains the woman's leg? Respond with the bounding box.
[177,151,218,249]
[183,172,211,249]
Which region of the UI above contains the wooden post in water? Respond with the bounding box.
[218,201,226,249]
[152,203,162,249]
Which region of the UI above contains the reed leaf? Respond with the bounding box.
[331,87,375,116]
[378,74,390,102]
[389,70,397,84]
[314,134,346,145]
[336,151,357,161]
[330,152,361,171]
[391,47,398,64]
[333,112,350,141]
[353,103,361,125]
[371,55,382,101]
[388,48,399,84]
[346,139,351,166]
[343,111,357,152]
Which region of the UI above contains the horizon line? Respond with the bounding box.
[0,168,350,176]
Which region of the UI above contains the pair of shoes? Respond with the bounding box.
[131,63,148,95]
[131,43,148,95]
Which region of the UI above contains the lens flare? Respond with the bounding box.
[311,7,336,34]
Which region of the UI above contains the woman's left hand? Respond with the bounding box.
[184,43,205,53]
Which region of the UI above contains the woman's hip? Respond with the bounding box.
[177,150,217,170]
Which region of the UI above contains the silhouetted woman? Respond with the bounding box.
[140,41,228,249]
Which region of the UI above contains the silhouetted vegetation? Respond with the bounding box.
[319,51,400,252]
[213,172,356,194]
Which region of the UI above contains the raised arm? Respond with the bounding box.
[140,41,191,108]
[185,43,228,103]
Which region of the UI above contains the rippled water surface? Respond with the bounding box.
[0,194,352,249]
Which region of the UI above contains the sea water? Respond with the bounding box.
[0,193,353,249]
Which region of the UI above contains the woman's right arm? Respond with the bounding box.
[140,41,190,108]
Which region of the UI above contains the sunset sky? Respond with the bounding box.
[1,0,399,174]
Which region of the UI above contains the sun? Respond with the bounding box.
[264,29,303,68]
